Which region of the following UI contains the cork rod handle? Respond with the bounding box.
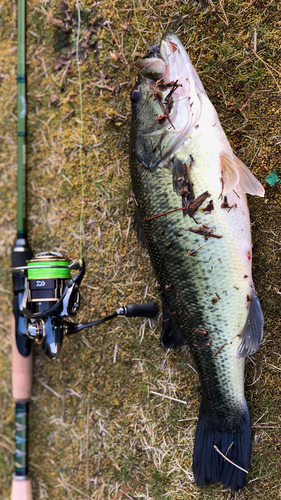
[11,317,33,500]
[11,476,32,500]
[11,318,33,401]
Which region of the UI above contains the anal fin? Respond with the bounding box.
[235,287,264,358]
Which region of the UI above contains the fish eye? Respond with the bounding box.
[130,89,140,101]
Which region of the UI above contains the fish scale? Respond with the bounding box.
[131,152,246,417]
[130,32,264,492]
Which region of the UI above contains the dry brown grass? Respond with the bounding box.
[1,0,281,499]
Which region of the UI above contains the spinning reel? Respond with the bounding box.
[12,251,158,360]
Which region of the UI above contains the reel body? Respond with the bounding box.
[13,252,84,360]
[12,251,158,360]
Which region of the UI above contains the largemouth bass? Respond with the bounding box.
[130,33,264,492]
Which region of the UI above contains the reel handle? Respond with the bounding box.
[123,302,159,318]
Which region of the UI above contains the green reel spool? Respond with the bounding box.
[26,253,71,303]
[27,258,70,280]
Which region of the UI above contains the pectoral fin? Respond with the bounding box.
[160,293,186,348]
[235,288,264,358]
[220,152,240,195]
[133,210,146,247]
[233,155,265,197]
[220,152,265,197]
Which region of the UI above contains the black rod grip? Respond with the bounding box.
[125,302,158,318]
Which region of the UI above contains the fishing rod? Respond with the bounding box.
[11,2,158,498]
[11,0,33,498]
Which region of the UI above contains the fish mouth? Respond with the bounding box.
[136,33,200,87]
[133,33,204,170]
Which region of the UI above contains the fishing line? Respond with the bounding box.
[75,0,84,259]
[132,0,148,49]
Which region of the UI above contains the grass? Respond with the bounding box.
[0,0,281,499]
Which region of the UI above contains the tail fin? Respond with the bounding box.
[193,403,251,492]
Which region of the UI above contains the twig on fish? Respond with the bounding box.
[212,343,227,357]
[214,445,248,473]
[188,226,223,239]
[196,328,208,336]
[203,200,214,213]
[143,206,185,221]
[187,191,211,217]
[150,390,187,405]
[205,335,216,347]
[156,78,180,91]
[221,195,237,211]
[144,191,210,222]
[149,82,175,129]
[163,79,182,113]
[233,190,240,198]
[193,342,209,351]
[150,79,183,128]
[225,441,234,457]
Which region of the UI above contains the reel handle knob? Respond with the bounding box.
[124,302,158,318]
